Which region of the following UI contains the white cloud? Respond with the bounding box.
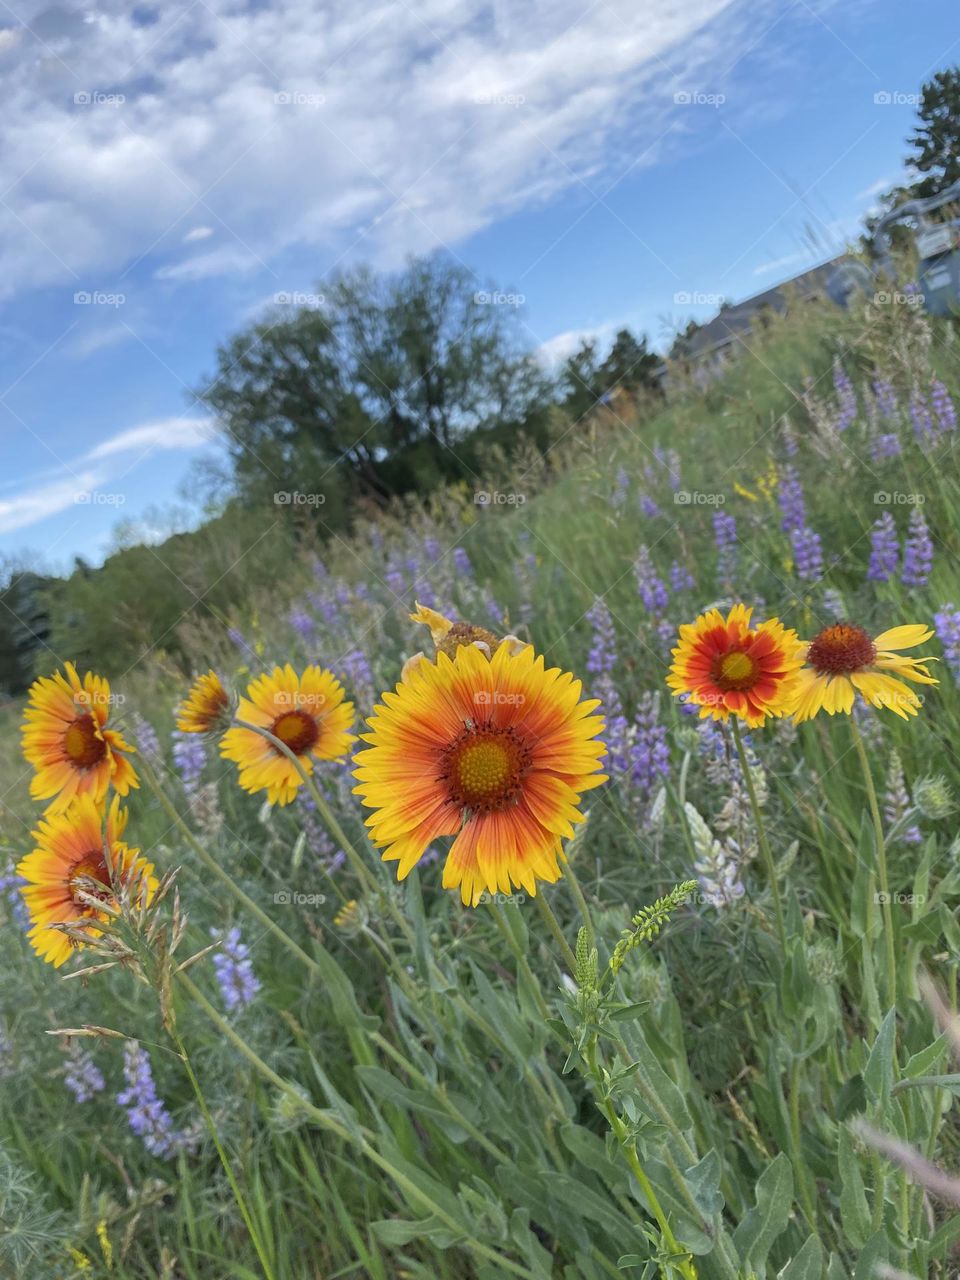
[0,469,103,534]
[0,0,820,299]
[86,417,217,461]
[751,250,809,278]
[538,322,619,365]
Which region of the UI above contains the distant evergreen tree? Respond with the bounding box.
[908,67,960,198]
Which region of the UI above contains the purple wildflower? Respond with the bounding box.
[791,524,823,582]
[713,511,738,585]
[833,359,857,432]
[0,865,29,929]
[289,606,315,640]
[871,432,901,463]
[931,378,956,433]
[594,674,630,779]
[777,465,806,533]
[910,388,935,444]
[212,927,261,1014]
[867,512,899,583]
[634,546,668,615]
[585,598,617,677]
[612,468,630,509]
[901,508,933,588]
[130,713,162,767]
[341,648,375,710]
[934,605,960,679]
[639,494,662,519]
[669,561,695,593]
[64,1043,105,1103]
[452,548,473,578]
[117,1042,181,1158]
[872,377,898,420]
[632,692,670,796]
[172,731,206,795]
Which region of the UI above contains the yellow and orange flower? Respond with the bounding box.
[667,604,805,728]
[16,795,156,967]
[21,663,138,813]
[176,670,230,734]
[220,664,355,805]
[402,602,526,681]
[789,622,938,722]
[353,641,607,905]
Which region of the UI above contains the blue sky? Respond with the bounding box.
[0,0,955,573]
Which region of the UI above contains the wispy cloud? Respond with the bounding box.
[0,469,103,535]
[87,418,216,461]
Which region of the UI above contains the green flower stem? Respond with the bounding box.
[175,971,540,1280]
[730,719,786,958]
[488,903,550,1020]
[139,756,323,981]
[561,853,595,944]
[233,719,418,949]
[168,1022,276,1280]
[850,718,897,1008]
[534,891,578,971]
[585,1039,697,1280]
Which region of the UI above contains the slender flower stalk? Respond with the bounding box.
[851,719,897,1007]
[731,719,786,956]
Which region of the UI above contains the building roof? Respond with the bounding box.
[684,255,850,360]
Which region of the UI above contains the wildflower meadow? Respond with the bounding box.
[2,275,960,1280]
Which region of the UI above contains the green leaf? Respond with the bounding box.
[779,1234,825,1279]
[731,1152,793,1271]
[904,1033,948,1079]
[683,1149,724,1218]
[838,1128,871,1248]
[863,1008,897,1112]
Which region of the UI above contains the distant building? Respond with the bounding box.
[677,255,866,386]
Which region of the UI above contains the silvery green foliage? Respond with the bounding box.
[0,1143,69,1276]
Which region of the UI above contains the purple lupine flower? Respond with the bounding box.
[872,377,898,420]
[639,494,662,519]
[452,547,473,577]
[211,927,261,1014]
[910,388,935,444]
[652,446,682,490]
[782,423,798,457]
[341,648,375,710]
[833,359,857,432]
[871,432,901,463]
[172,731,206,795]
[585,598,617,677]
[930,378,956,433]
[634,546,668,615]
[901,508,933,587]
[289,606,315,640]
[885,751,921,845]
[669,561,695,593]
[934,605,960,679]
[713,511,738,585]
[227,627,247,650]
[632,692,670,796]
[593,673,630,779]
[424,537,442,562]
[117,1042,181,1158]
[385,563,406,598]
[0,865,29,929]
[64,1043,106,1103]
[130,713,162,767]
[612,468,630,509]
[867,512,899,583]
[821,589,846,620]
[777,465,806,533]
[791,524,823,582]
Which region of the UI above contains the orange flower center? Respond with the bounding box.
[68,851,111,910]
[443,725,530,813]
[63,714,108,770]
[711,648,759,692]
[807,623,876,675]
[271,709,320,756]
